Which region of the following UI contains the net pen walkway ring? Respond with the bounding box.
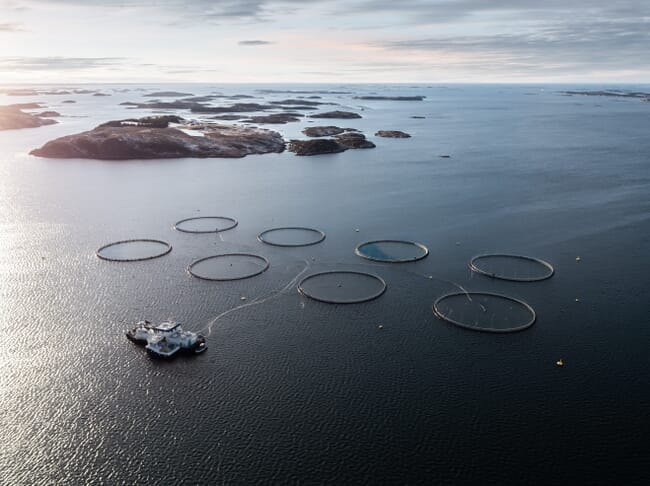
[187,253,270,281]
[173,216,238,234]
[469,253,554,282]
[96,239,172,262]
[257,226,326,247]
[355,239,429,263]
[298,270,387,304]
[432,291,536,333]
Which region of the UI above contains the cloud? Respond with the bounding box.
[10,0,282,21]
[380,17,650,72]
[0,22,22,31]
[238,40,273,45]
[0,56,127,70]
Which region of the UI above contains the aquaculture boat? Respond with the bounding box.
[126,320,206,358]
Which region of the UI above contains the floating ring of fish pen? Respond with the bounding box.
[432,291,536,333]
[96,239,172,262]
[298,270,387,304]
[173,216,238,234]
[187,253,270,281]
[469,254,554,282]
[355,239,429,263]
[257,226,326,247]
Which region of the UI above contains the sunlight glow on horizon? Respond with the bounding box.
[0,0,649,84]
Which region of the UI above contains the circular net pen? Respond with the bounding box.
[174,216,238,234]
[258,227,326,247]
[298,271,387,304]
[469,254,554,282]
[433,291,536,333]
[188,253,270,281]
[355,240,429,263]
[96,239,172,262]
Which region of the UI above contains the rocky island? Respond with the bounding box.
[355,96,425,101]
[288,139,346,156]
[240,113,303,124]
[30,116,285,160]
[0,104,59,130]
[289,130,375,155]
[302,126,345,137]
[310,111,362,119]
[375,130,411,138]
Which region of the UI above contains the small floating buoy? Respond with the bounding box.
[575,298,579,302]
[240,296,247,301]
[378,325,384,329]
[556,359,564,367]
[576,256,581,262]
[455,241,460,246]
[428,275,433,279]
[355,228,360,232]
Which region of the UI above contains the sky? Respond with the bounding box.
[0,0,649,83]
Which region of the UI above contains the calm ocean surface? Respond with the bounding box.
[1,84,649,485]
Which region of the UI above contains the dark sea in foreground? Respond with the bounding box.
[1,83,649,485]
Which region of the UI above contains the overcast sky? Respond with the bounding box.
[0,0,648,83]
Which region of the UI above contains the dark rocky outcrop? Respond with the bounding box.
[288,139,345,156]
[311,111,362,119]
[257,89,352,95]
[97,115,184,129]
[561,90,650,99]
[270,99,326,106]
[190,103,273,114]
[302,126,345,137]
[36,111,61,117]
[274,105,320,111]
[30,122,285,160]
[375,130,411,138]
[179,96,220,103]
[118,100,273,113]
[0,104,58,130]
[335,132,376,149]
[145,91,194,97]
[211,94,255,99]
[210,115,242,121]
[240,113,303,124]
[355,96,425,101]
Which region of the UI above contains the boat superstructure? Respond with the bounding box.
[125,320,206,358]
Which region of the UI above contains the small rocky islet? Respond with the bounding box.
[289,130,375,155]
[310,111,362,119]
[375,130,411,138]
[0,103,59,131]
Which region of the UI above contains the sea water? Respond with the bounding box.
[1,84,649,484]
